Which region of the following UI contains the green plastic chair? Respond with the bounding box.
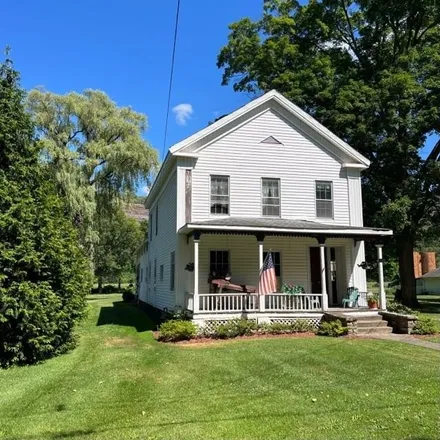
[342,287,359,308]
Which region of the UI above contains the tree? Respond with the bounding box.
[94,208,144,291]
[218,0,440,306]
[0,55,92,367]
[26,89,158,253]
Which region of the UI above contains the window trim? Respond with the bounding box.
[209,175,230,216]
[170,251,175,291]
[209,249,230,277]
[261,177,281,218]
[159,264,164,282]
[315,180,334,219]
[155,205,158,236]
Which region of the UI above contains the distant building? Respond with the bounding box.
[124,203,149,222]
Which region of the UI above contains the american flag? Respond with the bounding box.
[258,252,277,294]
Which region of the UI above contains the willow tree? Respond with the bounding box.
[27,89,158,252]
[218,0,440,306]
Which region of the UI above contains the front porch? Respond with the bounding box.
[179,217,392,326]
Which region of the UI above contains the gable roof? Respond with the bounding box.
[170,90,370,167]
[420,267,440,279]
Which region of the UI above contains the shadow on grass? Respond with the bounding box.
[96,301,156,332]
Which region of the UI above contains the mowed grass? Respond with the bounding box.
[0,295,439,440]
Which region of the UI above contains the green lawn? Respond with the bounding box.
[0,295,439,440]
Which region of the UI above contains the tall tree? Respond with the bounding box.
[94,208,145,291]
[218,0,440,306]
[26,89,158,252]
[0,55,92,367]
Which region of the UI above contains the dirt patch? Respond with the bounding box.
[104,337,136,347]
[155,332,317,347]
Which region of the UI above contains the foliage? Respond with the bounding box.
[122,290,135,303]
[318,320,348,337]
[281,283,305,294]
[212,318,258,339]
[158,320,198,342]
[94,207,144,290]
[160,307,192,322]
[218,0,440,307]
[387,300,415,316]
[411,316,439,335]
[26,88,158,253]
[0,56,92,368]
[367,293,379,306]
[259,320,316,334]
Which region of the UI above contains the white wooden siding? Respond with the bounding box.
[143,171,177,310]
[191,109,350,224]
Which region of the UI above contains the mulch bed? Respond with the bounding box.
[154,331,317,345]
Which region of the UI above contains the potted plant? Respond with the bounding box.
[367,293,379,309]
[281,283,305,295]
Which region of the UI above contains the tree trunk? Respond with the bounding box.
[98,277,103,293]
[118,278,121,290]
[397,233,418,307]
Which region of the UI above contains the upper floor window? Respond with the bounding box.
[160,264,164,282]
[210,175,229,215]
[155,205,158,236]
[170,252,175,291]
[149,213,152,242]
[316,181,333,218]
[262,178,280,217]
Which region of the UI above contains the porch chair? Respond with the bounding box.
[342,287,359,308]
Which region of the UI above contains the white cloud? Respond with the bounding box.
[140,185,150,196]
[172,103,193,126]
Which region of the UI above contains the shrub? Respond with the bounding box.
[212,319,257,339]
[0,59,92,367]
[259,320,316,335]
[158,320,198,342]
[317,320,348,337]
[411,316,439,335]
[122,290,135,303]
[386,300,415,316]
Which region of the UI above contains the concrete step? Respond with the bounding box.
[357,320,390,328]
[357,326,393,335]
[354,315,383,322]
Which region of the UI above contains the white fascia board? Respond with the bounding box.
[342,163,369,170]
[182,224,393,236]
[145,154,175,209]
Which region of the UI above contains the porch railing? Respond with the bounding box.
[196,293,323,313]
[199,293,259,313]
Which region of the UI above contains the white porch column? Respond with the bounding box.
[376,244,386,310]
[193,234,200,313]
[319,239,328,311]
[257,234,265,311]
[326,246,333,305]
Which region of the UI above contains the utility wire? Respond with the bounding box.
[162,0,181,160]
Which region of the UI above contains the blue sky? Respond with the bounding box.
[1,0,436,194]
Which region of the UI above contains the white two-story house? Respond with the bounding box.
[137,90,392,327]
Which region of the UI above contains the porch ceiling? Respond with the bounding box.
[179,217,392,240]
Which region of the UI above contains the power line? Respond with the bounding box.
[162,0,181,160]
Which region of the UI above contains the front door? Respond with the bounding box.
[309,247,322,293]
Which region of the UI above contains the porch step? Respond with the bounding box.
[356,319,389,328]
[356,325,393,335]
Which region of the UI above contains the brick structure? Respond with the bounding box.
[413,252,422,278]
[421,252,436,275]
[414,251,437,277]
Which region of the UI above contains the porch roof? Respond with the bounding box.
[179,217,392,240]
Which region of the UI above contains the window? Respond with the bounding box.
[262,178,280,216]
[149,213,152,242]
[154,259,157,283]
[316,181,333,218]
[263,251,281,277]
[145,266,148,282]
[160,264,164,282]
[148,264,151,282]
[170,252,175,291]
[210,175,229,215]
[155,205,158,236]
[209,250,230,278]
